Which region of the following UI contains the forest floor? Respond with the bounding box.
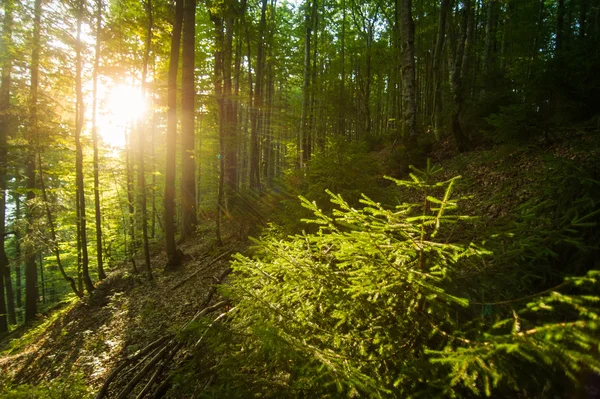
[0,125,599,398]
[0,228,247,397]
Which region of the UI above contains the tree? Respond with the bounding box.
[74,0,94,294]
[0,0,14,332]
[25,0,42,322]
[92,0,107,281]
[181,0,198,240]
[399,0,416,144]
[165,0,184,269]
[138,0,154,279]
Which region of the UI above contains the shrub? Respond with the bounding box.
[222,162,600,397]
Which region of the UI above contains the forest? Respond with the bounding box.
[0,0,599,397]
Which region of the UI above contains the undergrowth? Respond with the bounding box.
[177,154,600,398]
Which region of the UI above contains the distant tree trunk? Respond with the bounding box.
[300,0,312,167]
[223,15,237,204]
[579,0,588,39]
[250,0,267,188]
[25,0,42,322]
[39,153,82,297]
[399,0,417,144]
[181,0,197,239]
[557,0,565,51]
[0,0,15,330]
[38,252,45,304]
[75,0,94,294]
[165,0,183,269]
[138,0,153,280]
[449,0,471,152]
[483,0,497,74]
[14,193,22,321]
[431,0,451,138]
[339,0,346,135]
[92,0,106,281]
[211,12,225,244]
[125,124,137,273]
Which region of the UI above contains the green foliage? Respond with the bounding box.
[214,162,600,397]
[275,140,390,233]
[0,373,91,399]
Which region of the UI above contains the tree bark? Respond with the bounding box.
[75,0,94,294]
[448,0,471,152]
[431,0,451,138]
[14,192,21,322]
[250,0,267,188]
[25,0,42,322]
[300,0,312,167]
[557,0,565,52]
[181,0,198,239]
[0,0,16,330]
[125,123,137,273]
[399,0,417,144]
[165,0,183,269]
[138,0,153,280]
[92,0,106,281]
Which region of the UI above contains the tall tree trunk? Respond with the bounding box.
[431,0,451,138]
[224,16,237,200]
[126,124,137,273]
[14,192,22,322]
[75,0,94,294]
[165,0,183,269]
[92,0,106,281]
[557,0,566,52]
[300,0,312,167]
[483,0,497,74]
[0,0,15,329]
[25,0,42,322]
[449,0,471,152]
[138,0,153,280]
[339,0,346,136]
[211,13,225,244]
[399,0,417,144]
[181,0,197,239]
[250,0,267,187]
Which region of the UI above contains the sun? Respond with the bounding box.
[96,84,146,148]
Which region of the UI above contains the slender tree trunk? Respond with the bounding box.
[126,124,137,273]
[38,252,44,304]
[557,0,566,52]
[138,0,153,280]
[75,0,94,294]
[25,0,42,322]
[432,0,451,137]
[223,15,237,204]
[211,13,225,244]
[14,193,22,321]
[39,153,82,297]
[449,0,471,152]
[339,0,346,135]
[165,0,183,269]
[300,0,312,167]
[483,0,497,74]
[181,0,197,239]
[399,0,417,144]
[92,0,106,281]
[0,0,15,329]
[250,0,267,188]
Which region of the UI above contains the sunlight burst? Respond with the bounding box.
[97,84,146,148]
